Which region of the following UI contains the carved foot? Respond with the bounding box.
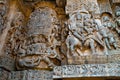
[48,63,55,68]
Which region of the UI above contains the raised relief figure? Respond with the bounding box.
[16,7,60,70]
[102,15,117,50]
[66,9,107,56]
[66,10,86,57]
[83,13,104,55]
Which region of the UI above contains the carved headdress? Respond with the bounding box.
[27,7,57,37]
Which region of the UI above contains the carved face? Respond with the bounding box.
[76,12,82,20]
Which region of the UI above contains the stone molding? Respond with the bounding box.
[53,63,120,79]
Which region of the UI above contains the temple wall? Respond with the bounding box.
[0,0,120,80]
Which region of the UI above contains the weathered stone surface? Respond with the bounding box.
[53,63,120,78]
[8,70,53,80]
[0,55,15,71]
[0,0,120,80]
[16,7,61,70]
[66,0,100,14]
[67,54,120,64]
[0,68,9,80]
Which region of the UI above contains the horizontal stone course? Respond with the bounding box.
[53,63,120,78]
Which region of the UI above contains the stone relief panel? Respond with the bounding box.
[65,0,120,65]
[0,0,120,79]
[53,63,120,78]
[0,68,9,80]
[16,7,61,70]
[66,10,107,57]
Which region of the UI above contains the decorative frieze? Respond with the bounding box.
[54,63,120,78]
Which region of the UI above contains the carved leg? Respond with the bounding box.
[104,38,111,50]
[70,45,75,56]
[103,42,109,55]
[90,39,96,54]
[43,56,55,68]
[113,42,118,49]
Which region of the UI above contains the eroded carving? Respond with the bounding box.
[66,10,108,57]
[0,1,6,34]
[101,14,117,50]
[16,7,61,70]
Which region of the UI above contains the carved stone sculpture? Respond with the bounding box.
[67,10,107,56]
[102,14,117,50]
[0,0,120,80]
[16,7,61,70]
